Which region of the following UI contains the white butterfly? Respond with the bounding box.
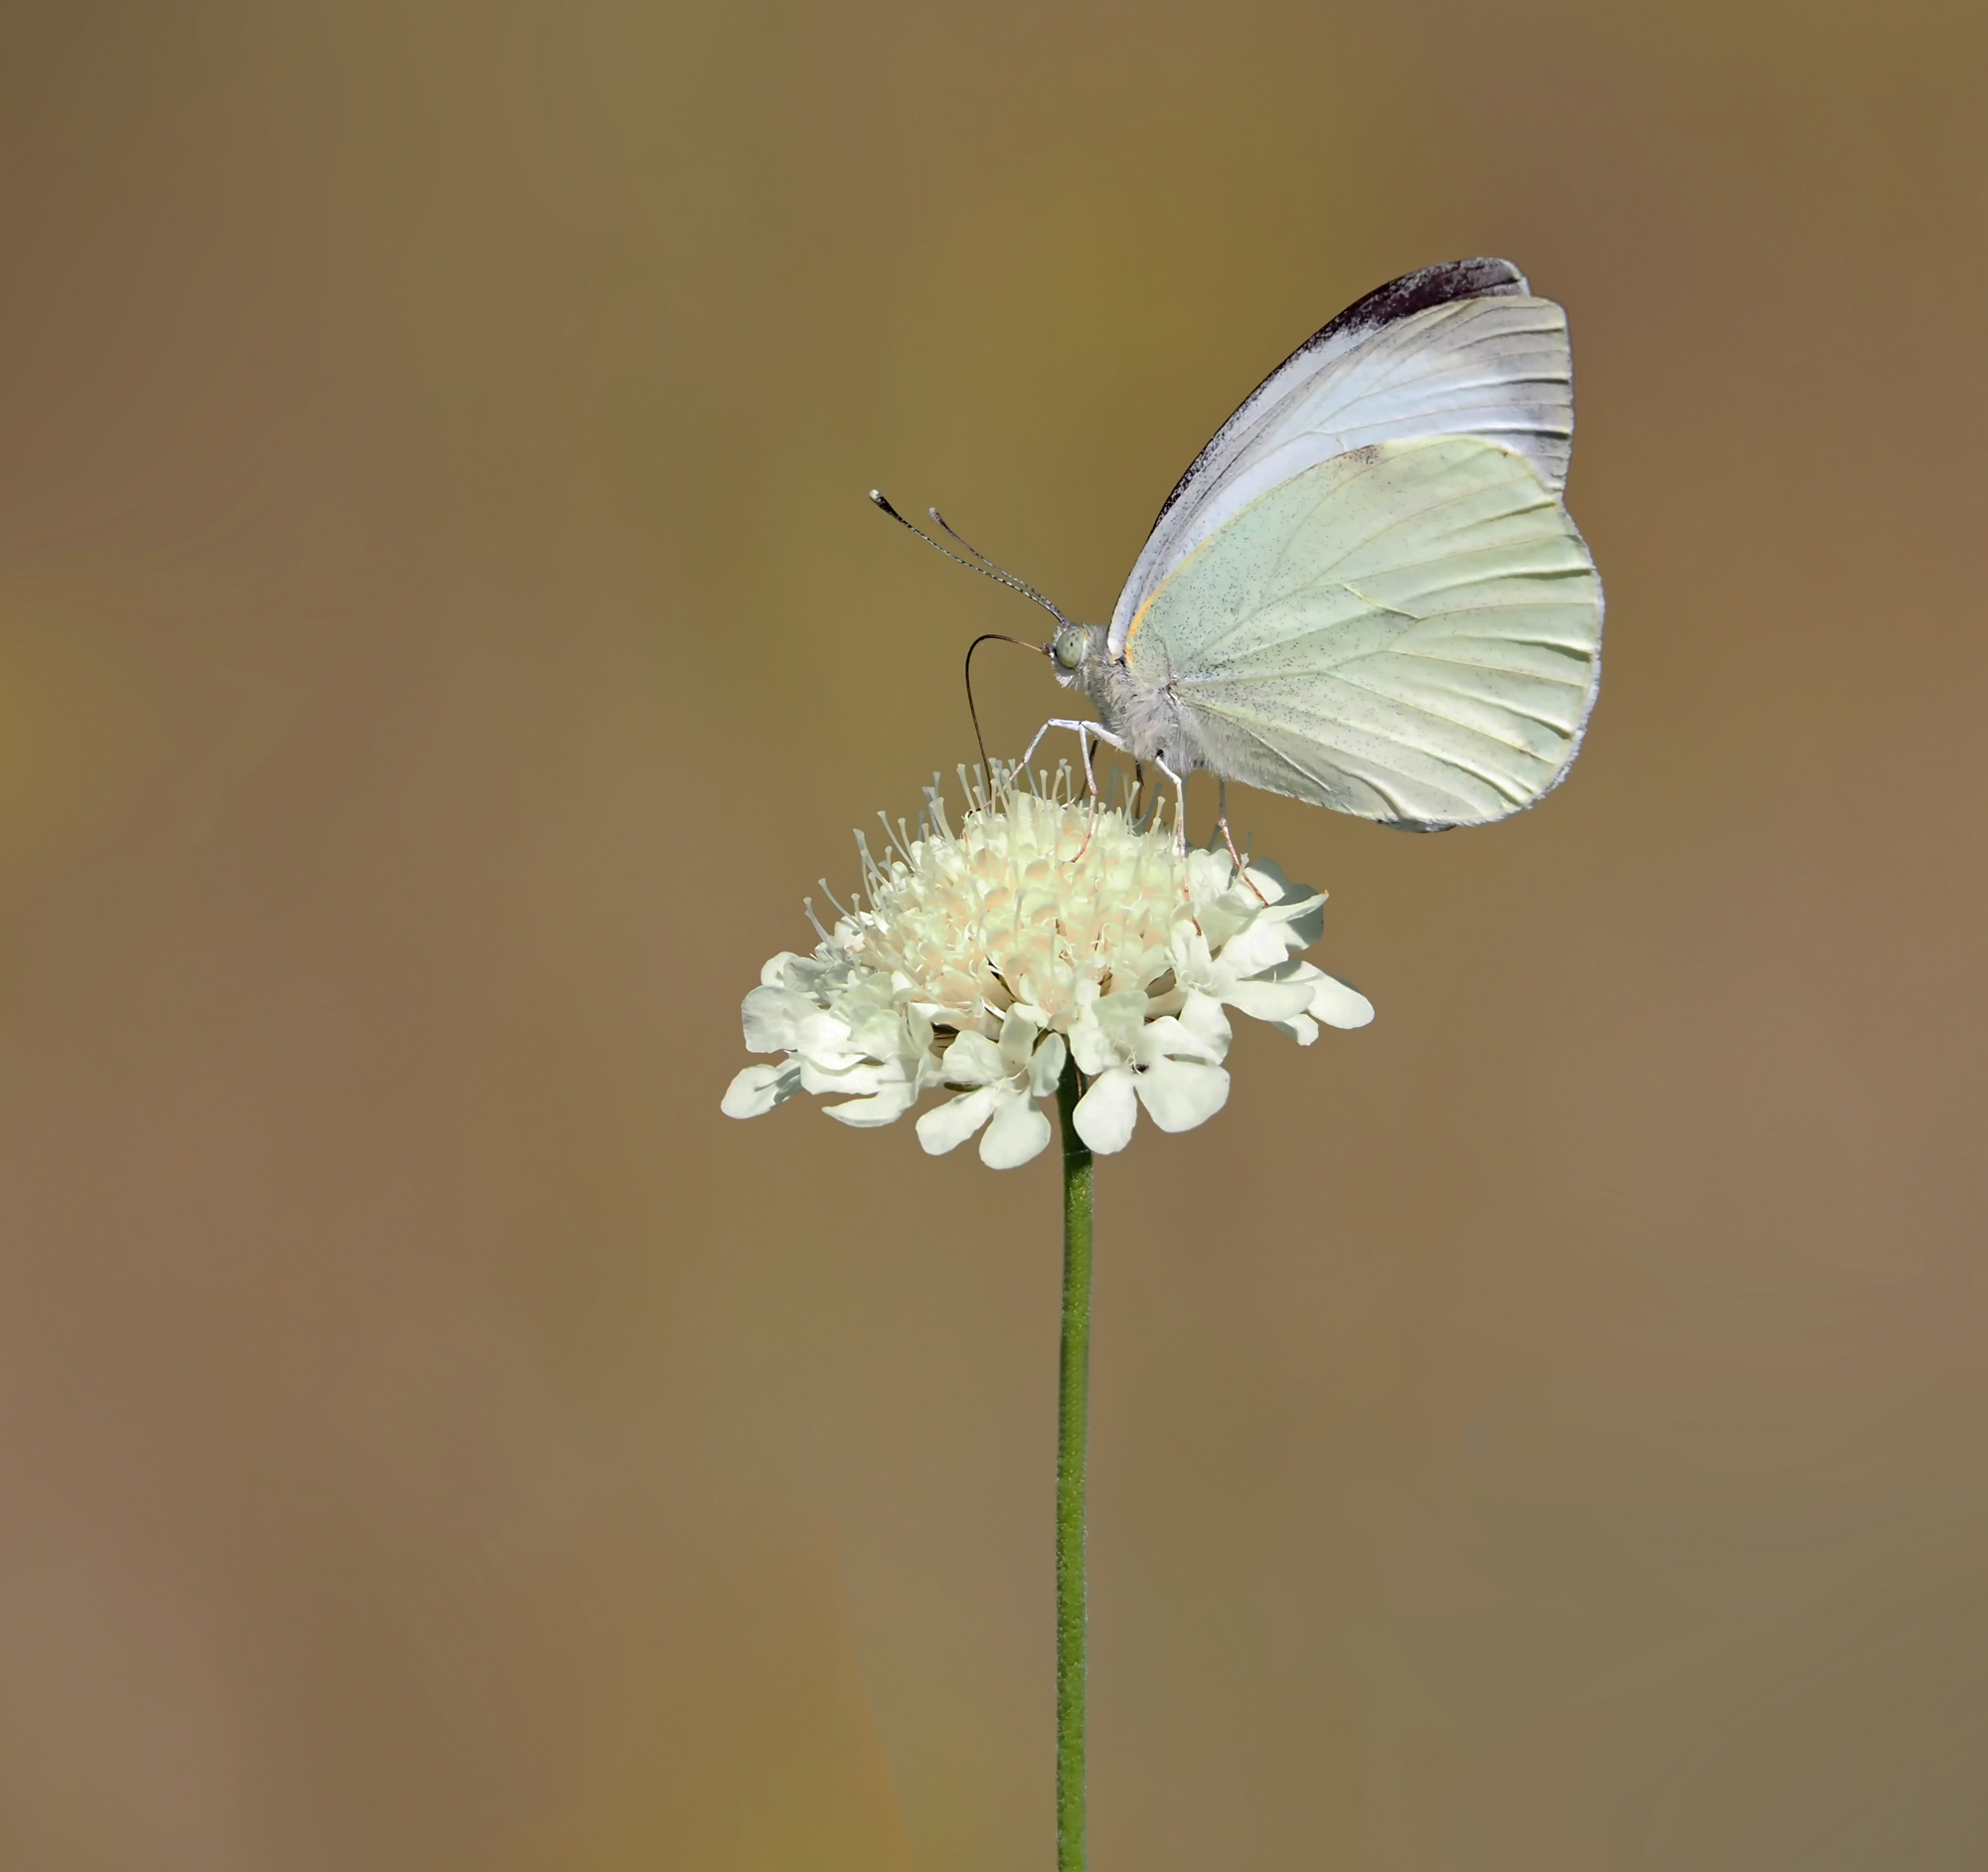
[879,257,1601,840]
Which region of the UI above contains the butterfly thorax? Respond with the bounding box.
[1060,629,1199,777]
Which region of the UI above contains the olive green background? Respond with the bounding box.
[2,2,1983,1866]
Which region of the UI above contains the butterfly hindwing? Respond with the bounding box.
[1124,437,1602,829]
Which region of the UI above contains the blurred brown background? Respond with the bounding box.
[1,1,1984,1866]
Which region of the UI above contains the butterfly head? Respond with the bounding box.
[1048,622,1108,690]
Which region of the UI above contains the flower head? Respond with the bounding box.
[722,766,1373,1167]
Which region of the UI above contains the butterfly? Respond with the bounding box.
[875,256,1601,844]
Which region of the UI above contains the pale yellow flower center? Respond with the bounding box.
[843,783,1186,1031]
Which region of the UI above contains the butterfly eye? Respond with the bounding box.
[1054,628,1085,670]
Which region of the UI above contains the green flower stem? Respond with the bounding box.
[1054,1058,1094,1872]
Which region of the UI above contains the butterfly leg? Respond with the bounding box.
[1068,722,1132,861]
[1217,777,1269,904]
[1154,756,1189,854]
[1019,720,1125,803]
[1016,717,1094,795]
[1077,724,1130,799]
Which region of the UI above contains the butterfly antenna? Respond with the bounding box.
[869,490,1073,630]
[928,506,1072,621]
[927,506,1000,566]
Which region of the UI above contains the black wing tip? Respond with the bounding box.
[1316,257,1531,345]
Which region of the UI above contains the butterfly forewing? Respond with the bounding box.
[1109,258,1574,655]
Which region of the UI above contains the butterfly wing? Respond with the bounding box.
[1109,258,1574,655]
[1124,436,1602,829]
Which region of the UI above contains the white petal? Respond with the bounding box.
[1091,989,1151,1057]
[1190,898,1248,956]
[782,956,841,1001]
[997,1007,1043,1073]
[937,1030,1006,1087]
[759,950,807,988]
[825,1080,920,1127]
[1176,990,1234,1060]
[1134,1058,1230,1132]
[1253,870,1327,941]
[1028,1030,1068,1099]
[980,1097,1052,1168]
[1073,1067,1139,1154]
[914,1085,1000,1154]
[799,1055,896,1097]
[791,1009,855,1057]
[1134,997,1230,1068]
[1310,973,1376,1029]
[1217,916,1301,979]
[1273,890,1328,947]
[721,1061,801,1118]
[1222,976,1319,1023]
[1184,849,1232,902]
[1068,1009,1119,1077]
[1241,857,1291,899]
[741,985,812,1052]
[1168,927,1220,990]
[845,1005,912,1062]
[1279,1013,1321,1046]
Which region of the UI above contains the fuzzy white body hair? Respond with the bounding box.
[1050,623,1202,778]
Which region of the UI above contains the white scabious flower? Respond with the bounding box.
[722,766,1373,1167]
